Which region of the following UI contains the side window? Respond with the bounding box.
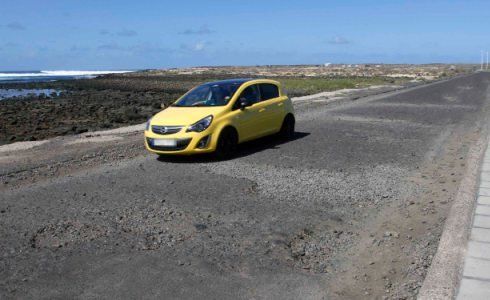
[234,85,260,109]
[259,83,279,101]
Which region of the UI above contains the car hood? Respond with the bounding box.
[150,106,226,126]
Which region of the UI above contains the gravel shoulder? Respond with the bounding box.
[1,73,489,299]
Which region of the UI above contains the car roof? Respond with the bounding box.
[206,78,279,86]
[205,78,252,85]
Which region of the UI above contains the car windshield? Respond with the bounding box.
[173,82,242,107]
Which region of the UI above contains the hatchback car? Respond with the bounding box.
[144,78,295,157]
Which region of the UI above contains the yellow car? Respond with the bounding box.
[144,78,295,158]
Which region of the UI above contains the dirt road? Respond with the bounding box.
[1,73,489,299]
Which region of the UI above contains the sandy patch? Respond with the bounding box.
[81,123,145,137]
[292,85,399,102]
[65,135,124,145]
[0,140,49,153]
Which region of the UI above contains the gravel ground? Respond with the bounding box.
[0,73,489,299]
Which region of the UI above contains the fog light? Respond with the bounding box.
[197,135,210,149]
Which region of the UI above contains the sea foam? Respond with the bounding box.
[0,70,132,77]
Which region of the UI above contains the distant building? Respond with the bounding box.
[324,63,332,67]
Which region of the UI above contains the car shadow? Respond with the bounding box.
[156,131,310,164]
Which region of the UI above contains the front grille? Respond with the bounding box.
[152,125,183,135]
[147,138,192,151]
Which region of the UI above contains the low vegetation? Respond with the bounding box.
[278,76,407,97]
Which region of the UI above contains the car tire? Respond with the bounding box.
[279,114,295,140]
[214,127,238,160]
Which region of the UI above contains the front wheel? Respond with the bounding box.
[214,128,238,160]
[279,115,295,140]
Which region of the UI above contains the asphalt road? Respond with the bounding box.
[1,73,489,299]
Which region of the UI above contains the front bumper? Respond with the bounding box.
[144,129,215,155]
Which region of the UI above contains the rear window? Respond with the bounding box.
[259,83,279,101]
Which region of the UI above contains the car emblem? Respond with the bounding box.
[160,127,167,134]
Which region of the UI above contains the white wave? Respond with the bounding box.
[40,70,133,76]
[0,70,133,78]
[0,73,43,77]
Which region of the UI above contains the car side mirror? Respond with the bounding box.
[239,97,251,110]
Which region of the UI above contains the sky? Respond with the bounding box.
[0,0,489,70]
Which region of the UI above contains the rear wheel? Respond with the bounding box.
[279,114,295,140]
[214,127,238,159]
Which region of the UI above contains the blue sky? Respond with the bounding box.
[0,0,489,70]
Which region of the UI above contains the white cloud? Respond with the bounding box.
[328,36,350,45]
[179,25,214,35]
[180,41,209,52]
[194,42,205,51]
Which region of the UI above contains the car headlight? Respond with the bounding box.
[187,115,213,132]
[145,118,152,131]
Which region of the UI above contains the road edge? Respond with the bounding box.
[418,124,489,299]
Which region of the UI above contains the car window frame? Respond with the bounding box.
[258,83,280,102]
[233,84,261,110]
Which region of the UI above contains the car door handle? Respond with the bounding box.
[259,108,266,112]
[277,103,284,106]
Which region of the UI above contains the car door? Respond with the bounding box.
[258,83,284,133]
[231,84,268,141]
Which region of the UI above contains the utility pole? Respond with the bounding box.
[487,51,489,70]
[481,50,484,70]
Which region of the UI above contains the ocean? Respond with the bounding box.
[0,70,133,100]
[0,70,132,83]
